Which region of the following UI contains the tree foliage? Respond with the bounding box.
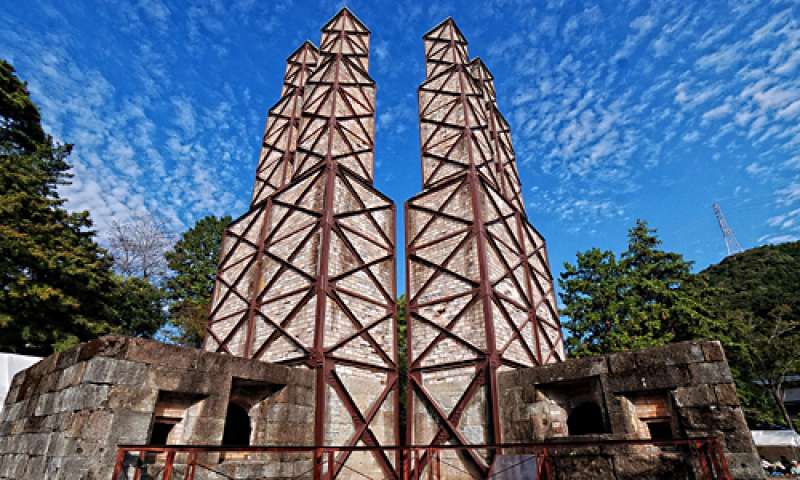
[0,59,161,354]
[108,276,167,339]
[163,215,230,346]
[700,241,800,430]
[561,221,800,429]
[700,241,800,322]
[396,294,407,444]
[560,220,714,356]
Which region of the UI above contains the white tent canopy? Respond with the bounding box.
[0,353,41,409]
[752,430,800,447]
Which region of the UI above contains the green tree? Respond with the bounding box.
[396,294,407,444]
[0,60,126,354]
[559,248,620,355]
[562,222,800,429]
[701,241,800,430]
[560,219,715,356]
[734,305,800,431]
[163,215,230,346]
[108,276,167,339]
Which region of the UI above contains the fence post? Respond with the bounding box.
[163,450,176,480]
[710,438,733,480]
[314,448,323,480]
[696,440,713,479]
[427,449,434,480]
[543,448,553,480]
[132,450,142,480]
[401,449,408,480]
[111,449,125,480]
[187,451,197,480]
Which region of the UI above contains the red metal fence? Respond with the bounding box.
[112,437,732,480]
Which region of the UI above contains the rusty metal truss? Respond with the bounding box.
[205,8,399,479]
[469,59,525,214]
[252,41,319,206]
[406,18,565,478]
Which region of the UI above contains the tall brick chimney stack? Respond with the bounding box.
[251,41,319,205]
[205,8,399,479]
[405,17,565,478]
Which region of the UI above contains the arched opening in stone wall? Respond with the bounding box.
[567,401,605,435]
[222,402,252,446]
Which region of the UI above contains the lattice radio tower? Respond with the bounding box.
[712,202,743,256]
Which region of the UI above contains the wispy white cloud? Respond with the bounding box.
[744,162,770,176]
[0,1,265,236]
[695,24,734,50]
[702,103,731,122]
[758,233,799,244]
[778,99,800,119]
[612,14,656,62]
[752,86,799,111]
[482,0,800,242]
[5,0,800,255]
[681,130,699,142]
[696,40,745,72]
[777,182,800,206]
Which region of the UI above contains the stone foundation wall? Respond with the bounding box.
[0,336,314,480]
[498,340,765,479]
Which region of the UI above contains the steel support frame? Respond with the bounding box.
[251,42,319,206]
[204,9,399,479]
[406,18,565,478]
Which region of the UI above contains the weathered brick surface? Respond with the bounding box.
[498,341,764,479]
[203,10,398,479]
[406,18,565,479]
[0,336,314,480]
[250,42,319,206]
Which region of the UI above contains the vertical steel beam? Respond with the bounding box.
[205,8,398,479]
[252,42,319,205]
[407,17,565,478]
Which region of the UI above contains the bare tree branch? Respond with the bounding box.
[107,213,174,281]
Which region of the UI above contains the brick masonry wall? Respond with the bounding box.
[204,10,398,479]
[498,341,765,479]
[251,42,319,206]
[0,336,314,480]
[406,18,565,479]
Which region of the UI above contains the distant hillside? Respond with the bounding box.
[700,241,800,318]
[701,241,800,428]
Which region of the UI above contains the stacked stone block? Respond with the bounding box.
[0,336,314,480]
[205,8,398,479]
[406,18,564,479]
[498,341,764,480]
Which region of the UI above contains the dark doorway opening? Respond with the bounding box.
[567,402,605,435]
[222,403,251,446]
[646,421,673,440]
[149,421,175,445]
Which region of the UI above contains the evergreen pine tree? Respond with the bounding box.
[0,60,163,353]
[163,214,230,346]
[560,219,715,356]
[0,60,119,354]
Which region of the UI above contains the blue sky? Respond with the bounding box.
[3,0,799,294]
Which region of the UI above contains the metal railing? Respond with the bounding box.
[111,437,732,480]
